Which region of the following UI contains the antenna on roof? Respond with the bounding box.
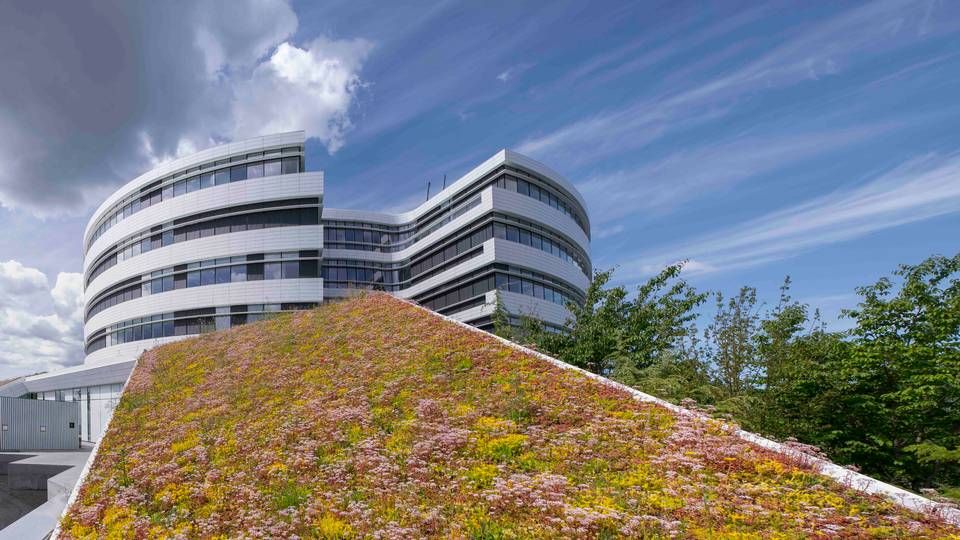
[425,181,431,201]
[442,174,447,190]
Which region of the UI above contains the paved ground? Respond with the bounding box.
[0,475,47,529]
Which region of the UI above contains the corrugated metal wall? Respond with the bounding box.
[0,397,80,450]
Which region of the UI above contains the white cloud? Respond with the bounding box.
[496,63,534,83]
[232,37,374,153]
[618,151,960,280]
[0,1,373,215]
[577,123,896,225]
[0,261,83,379]
[193,0,298,78]
[0,260,48,297]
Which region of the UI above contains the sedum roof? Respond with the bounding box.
[61,294,959,538]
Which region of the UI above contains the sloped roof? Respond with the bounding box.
[60,294,959,538]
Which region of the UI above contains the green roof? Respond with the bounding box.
[61,294,959,538]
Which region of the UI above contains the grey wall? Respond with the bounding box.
[0,397,80,450]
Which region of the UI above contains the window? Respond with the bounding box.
[281,156,300,174]
[216,266,231,284]
[187,271,201,288]
[230,165,246,182]
[247,162,264,179]
[264,159,281,176]
[201,269,215,286]
[264,262,282,280]
[281,261,299,279]
[247,263,264,281]
[174,180,186,196]
[215,169,230,185]
[231,265,247,282]
[200,173,214,189]
[186,176,200,193]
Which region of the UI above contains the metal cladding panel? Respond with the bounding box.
[85,130,307,242]
[0,397,80,450]
[85,172,323,267]
[85,225,323,300]
[85,278,324,334]
[490,186,590,254]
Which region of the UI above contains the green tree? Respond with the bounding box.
[705,286,760,398]
[836,253,960,490]
[610,263,707,382]
[541,268,629,374]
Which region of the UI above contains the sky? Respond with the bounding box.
[0,0,958,378]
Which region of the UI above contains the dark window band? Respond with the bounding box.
[85,252,320,322]
[85,302,317,354]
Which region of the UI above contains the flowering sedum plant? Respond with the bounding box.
[61,294,959,538]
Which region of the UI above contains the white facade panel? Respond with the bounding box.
[85,279,323,335]
[490,187,589,253]
[86,226,322,300]
[85,131,307,242]
[85,172,323,267]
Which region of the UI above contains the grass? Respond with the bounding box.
[61,293,960,538]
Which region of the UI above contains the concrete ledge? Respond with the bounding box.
[0,451,90,539]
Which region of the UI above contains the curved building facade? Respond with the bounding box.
[1,131,591,441]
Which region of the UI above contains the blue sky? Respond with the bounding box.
[0,0,958,376]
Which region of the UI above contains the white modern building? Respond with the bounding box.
[0,131,591,442]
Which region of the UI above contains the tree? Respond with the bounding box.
[705,286,760,398]
[611,263,707,382]
[836,253,960,490]
[542,268,629,374]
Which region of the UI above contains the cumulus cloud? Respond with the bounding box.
[0,261,83,379]
[0,1,371,215]
[232,37,373,152]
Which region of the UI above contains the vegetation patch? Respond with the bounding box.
[61,294,959,538]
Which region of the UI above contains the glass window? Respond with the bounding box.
[247,162,264,179]
[162,185,173,200]
[162,276,174,292]
[506,226,519,242]
[201,269,215,286]
[186,176,200,193]
[281,156,300,174]
[264,262,282,280]
[230,165,247,182]
[519,229,531,245]
[281,261,299,279]
[200,172,214,189]
[231,265,247,282]
[264,159,281,176]
[216,266,231,284]
[247,263,264,281]
[186,271,201,288]
[174,274,187,290]
[215,169,230,185]
[174,180,186,196]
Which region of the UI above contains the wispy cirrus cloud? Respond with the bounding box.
[578,122,898,228]
[617,151,960,280]
[517,0,958,168]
